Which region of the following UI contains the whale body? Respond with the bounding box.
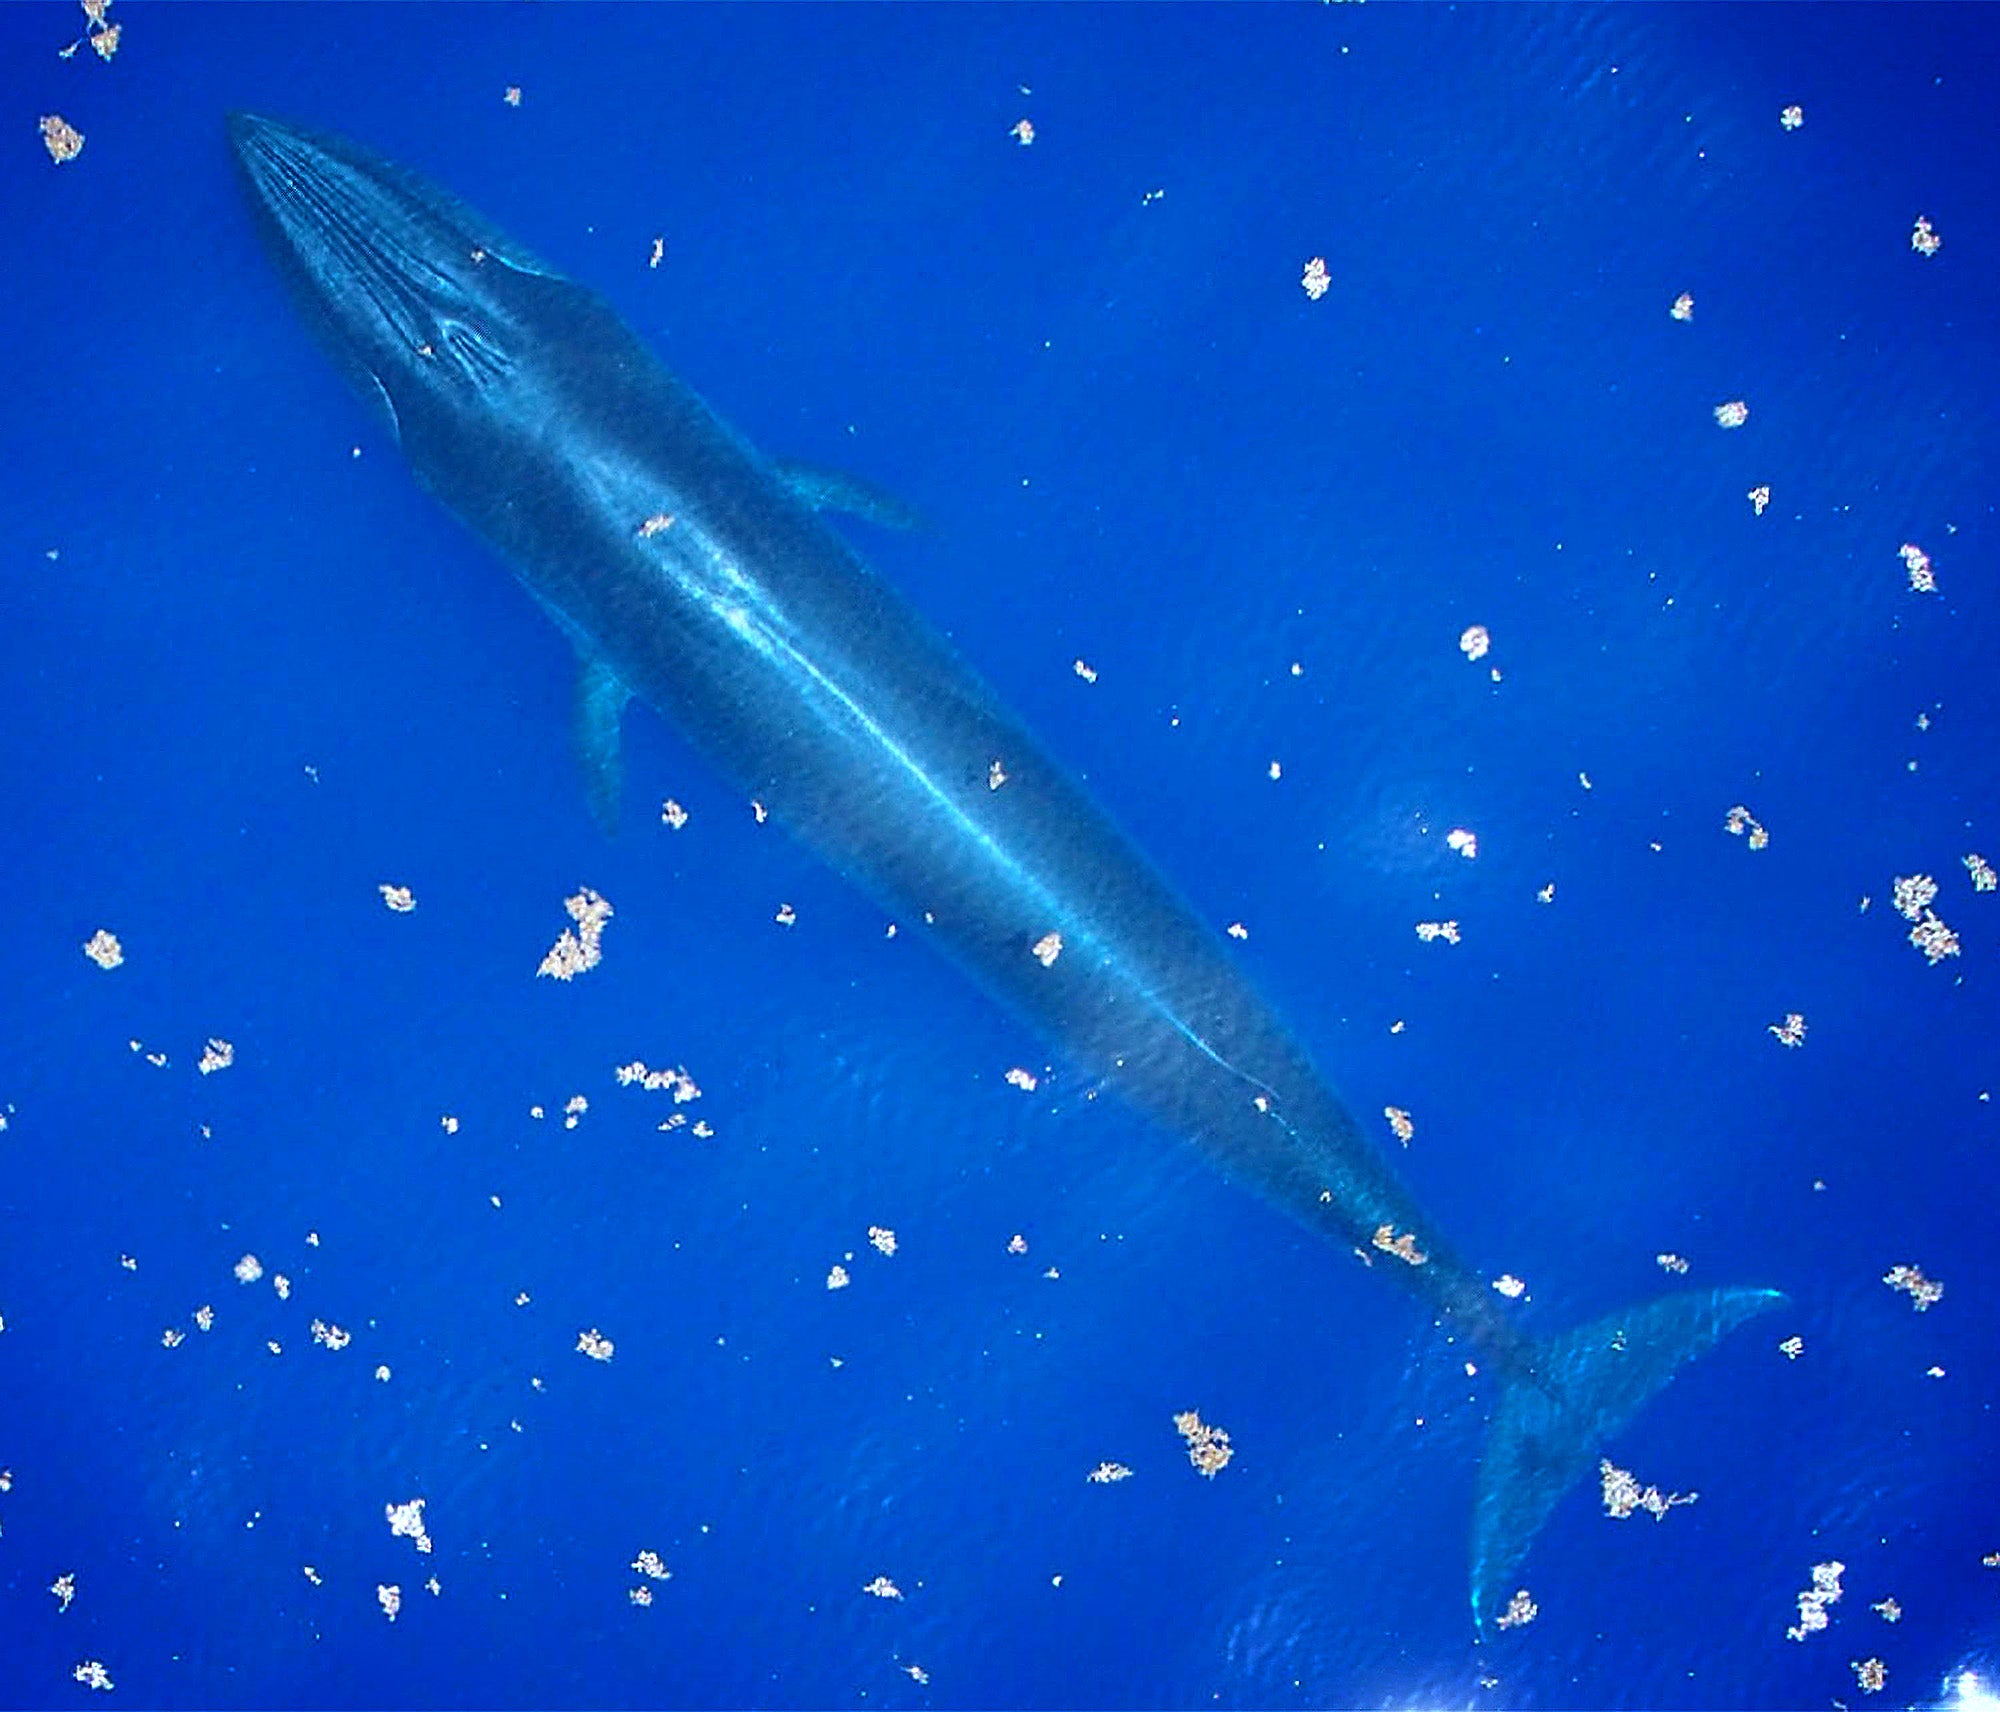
[228,111,1782,1626]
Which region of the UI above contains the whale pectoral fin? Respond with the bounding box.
[772,458,926,532]
[572,654,630,837]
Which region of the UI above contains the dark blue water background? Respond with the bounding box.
[2,5,1996,1706]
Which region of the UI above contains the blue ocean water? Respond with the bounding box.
[3,4,1997,1706]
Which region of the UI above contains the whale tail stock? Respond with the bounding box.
[1468,1283,1787,1632]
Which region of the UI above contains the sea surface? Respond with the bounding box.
[2,5,1996,1708]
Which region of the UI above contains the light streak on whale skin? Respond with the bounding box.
[229,111,1785,1627]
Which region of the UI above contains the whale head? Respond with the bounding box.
[228,112,563,441]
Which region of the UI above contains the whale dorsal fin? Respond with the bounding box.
[772,459,925,532]
[572,653,630,836]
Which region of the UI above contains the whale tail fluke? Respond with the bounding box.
[1468,1284,1787,1632]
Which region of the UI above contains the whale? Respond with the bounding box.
[227,111,1783,1628]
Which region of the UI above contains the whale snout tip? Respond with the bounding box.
[227,111,321,175]
[226,110,283,160]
